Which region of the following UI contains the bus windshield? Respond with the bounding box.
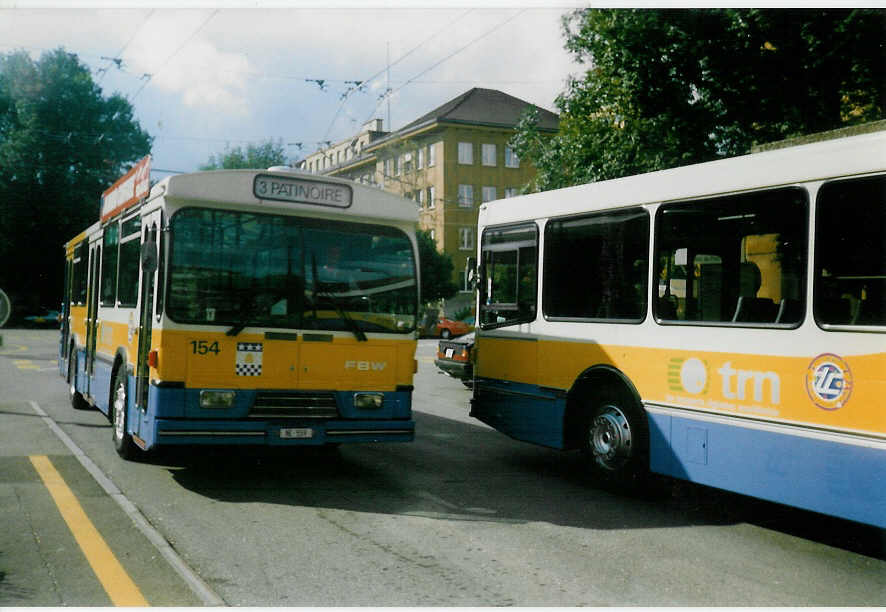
[167,208,417,334]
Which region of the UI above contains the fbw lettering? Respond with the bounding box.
[345,360,387,371]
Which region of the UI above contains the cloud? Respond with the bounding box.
[123,10,253,116]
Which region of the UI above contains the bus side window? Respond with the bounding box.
[814,175,886,328]
[655,187,808,326]
[480,224,538,328]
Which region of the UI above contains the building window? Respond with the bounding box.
[505,146,519,168]
[459,227,474,251]
[429,228,436,242]
[418,189,425,207]
[482,143,496,167]
[458,184,473,208]
[458,142,473,165]
[417,148,424,169]
[482,186,497,203]
[428,143,437,167]
[394,156,400,176]
[504,187,519,198]
[428,186,436,209]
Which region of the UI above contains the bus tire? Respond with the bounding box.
[68,351,88,411]
[580,384,649,490]
[111,366,139,460]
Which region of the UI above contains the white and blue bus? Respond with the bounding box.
[471,131,885,528]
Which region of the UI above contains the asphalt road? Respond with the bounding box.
[1,328,884,606]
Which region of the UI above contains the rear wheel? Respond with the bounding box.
[580,385,649,489]
[111,366,139,460]
[68,351,88,410]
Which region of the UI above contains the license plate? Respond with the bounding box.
[445,348,454,358]
[279,427,314,439]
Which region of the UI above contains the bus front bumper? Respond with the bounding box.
[152,418,415,447]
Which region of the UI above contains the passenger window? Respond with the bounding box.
[544,208,649,321]
[480,224,538,328]
[100,222,119,306]
[655,188,807,326]
[814,175,886,328]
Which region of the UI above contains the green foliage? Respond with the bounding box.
[0,48,152,309]
[512,8,886,190]
[416,229,457,304]
[201,140,288,170]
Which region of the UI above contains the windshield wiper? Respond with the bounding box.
[225,292,264,337]
[311,252,367,342]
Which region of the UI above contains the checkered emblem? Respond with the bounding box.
[235,342,263,376]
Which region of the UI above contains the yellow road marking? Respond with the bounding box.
[29,455,148,606]
[0,342,28,354]
[14,359,39,370]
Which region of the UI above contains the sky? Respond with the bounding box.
[0,2,586,181]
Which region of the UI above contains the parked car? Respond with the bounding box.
[434,317,474,339]
[434,332,474,387]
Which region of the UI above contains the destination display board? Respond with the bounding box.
[253,174,352,208]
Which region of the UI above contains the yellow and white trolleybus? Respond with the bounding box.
[60,157,420,459]
[470,131,885,527]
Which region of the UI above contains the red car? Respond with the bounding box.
[434,317,473,339]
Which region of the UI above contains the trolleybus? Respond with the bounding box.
[61,157,420,459]
[470,131,885,528]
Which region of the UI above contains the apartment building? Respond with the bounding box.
[297,88,559,296]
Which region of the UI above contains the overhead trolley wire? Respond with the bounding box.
[361,9,527,128]
[320,9,474,144]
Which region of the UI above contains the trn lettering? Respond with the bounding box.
[717,361,781,404]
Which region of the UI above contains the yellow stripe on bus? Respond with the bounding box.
[29,455,148,607]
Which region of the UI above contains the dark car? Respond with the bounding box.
[434,332,474,386]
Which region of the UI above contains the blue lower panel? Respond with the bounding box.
[471,380,567,449]
[648,410,886,528]
[136,384,414,450]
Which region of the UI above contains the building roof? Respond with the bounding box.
[394,87,559,136]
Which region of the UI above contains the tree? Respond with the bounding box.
[0,48,152,313]
[416,229,457,304]
[200,140,288,170]
[512,8,886,190]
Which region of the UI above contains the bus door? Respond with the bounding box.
[134,210,161,419]
[85,238,101,394]
[60,257,72,365]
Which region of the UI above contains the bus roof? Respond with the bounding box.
[481,130,886,226]
[151,169,419,225]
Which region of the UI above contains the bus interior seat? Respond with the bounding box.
[774,298,803,324]
[732,296,778,323]
[657,297,678,320]
[817,297,853,325]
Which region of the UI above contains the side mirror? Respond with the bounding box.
[140,242,158,273]
[466,256,477,290]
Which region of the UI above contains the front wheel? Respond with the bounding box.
[111,367,140,460]
[581,386,649,489]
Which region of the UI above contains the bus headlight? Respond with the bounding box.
[200,390,235,409]
[354,393,384,410]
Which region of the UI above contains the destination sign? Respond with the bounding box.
[253,174,352,208]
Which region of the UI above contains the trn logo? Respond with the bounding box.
[669,356,781,405]
[345,360,387,371]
